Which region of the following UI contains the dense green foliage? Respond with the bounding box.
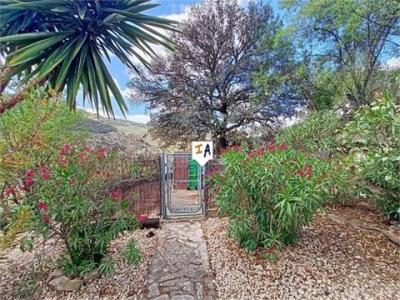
[214,94,400,253]
[214,144,341,250]
[282,0,399,109]
[21,145,139,276]
[0,89,86,235]
[276,111,342,154]
[0,0,175,115]
[338,96,400,218]
[0,89,85,183]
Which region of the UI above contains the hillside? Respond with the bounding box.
[76,111,160,152]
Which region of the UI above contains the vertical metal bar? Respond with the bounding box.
[201,164,205,215]
[160,153,166,219]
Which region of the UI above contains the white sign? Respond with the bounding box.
[191,141,213,166]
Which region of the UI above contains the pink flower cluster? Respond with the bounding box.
[4,185,15,197]
[39,166,50,180]
[59,143,73,156]
[58,144,108,167]
[110,190,121,201]
[37,201,50,224]
[23,169,35,189]
[248,142,289,158]
[297,165,313,179]
[136,214,148,222]
[96,147,107,159]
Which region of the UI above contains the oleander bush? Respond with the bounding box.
[213,143,342,251]
[337,95,400,219]
[14,144,139,276]
[0,89,86,244]
[0,88,86,185]
[276,111,342,155]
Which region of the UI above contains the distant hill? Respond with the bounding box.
[75,111,160,152]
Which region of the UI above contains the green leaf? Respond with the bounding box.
[8,33,71,66]
[0,31,69,43]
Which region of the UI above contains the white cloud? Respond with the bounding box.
[125,114,151,124]
[384,57,400,71]
[163,6,191,22]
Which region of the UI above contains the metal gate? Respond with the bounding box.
[160,153,205,218]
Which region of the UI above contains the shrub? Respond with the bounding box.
[0,88,86,183]
[123,240,142,265]
[21,144,139,277]
[338,95,400,219]
[276,111,341,155]
[0,88,86,233]
[214,143,336,250]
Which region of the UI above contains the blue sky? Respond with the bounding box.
[78,0,281,123]
[78,0,400,123]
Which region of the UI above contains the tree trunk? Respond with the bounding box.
[217,133,229,154]
[0,66,13,95]
[0,92,25,114]
[0,78,47,115]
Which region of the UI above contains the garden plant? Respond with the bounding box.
[213,143,345,251]
[7,144,141,277]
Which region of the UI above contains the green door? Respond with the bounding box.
[188,156,199,190]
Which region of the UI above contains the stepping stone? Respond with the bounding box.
[145,222,216,299]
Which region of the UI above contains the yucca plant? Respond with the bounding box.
[0,0,175,115]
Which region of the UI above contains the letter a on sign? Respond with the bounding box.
[192,141,213,166]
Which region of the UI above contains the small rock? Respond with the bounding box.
[47,269,64,282]
[149,283,160,297]
[171,295,194,300]
[83,270,98,282]
[49,276,82,292]
[389,225,400,232]
[153,295,169,300]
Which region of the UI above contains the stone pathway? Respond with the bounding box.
[146,222,215,300]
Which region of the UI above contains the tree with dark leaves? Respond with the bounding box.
[129,0,299,150]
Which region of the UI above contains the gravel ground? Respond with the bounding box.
[203,208,400,300]
[0,229,159,300]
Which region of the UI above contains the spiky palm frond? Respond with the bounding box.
[0,0,176,116]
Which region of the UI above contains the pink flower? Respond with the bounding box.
[60,144,73,156]
[256,147,265,156]
[96,147,107,159]
[278,144,288,151]
[25,169,35,178]
[4,185,15,197]
[228,145,243,152]
[60,156,68,167]
[248,151,257,158]
[136,214,148,222]
[266,142,275,152]
[23,178,34,188]
[37,201,48,212]
[297,165,313,179]
[110,190,121,201]
[78,152,87,161]
[42,215,50,224]
[84,146,94,152]
[39,166,50,180]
